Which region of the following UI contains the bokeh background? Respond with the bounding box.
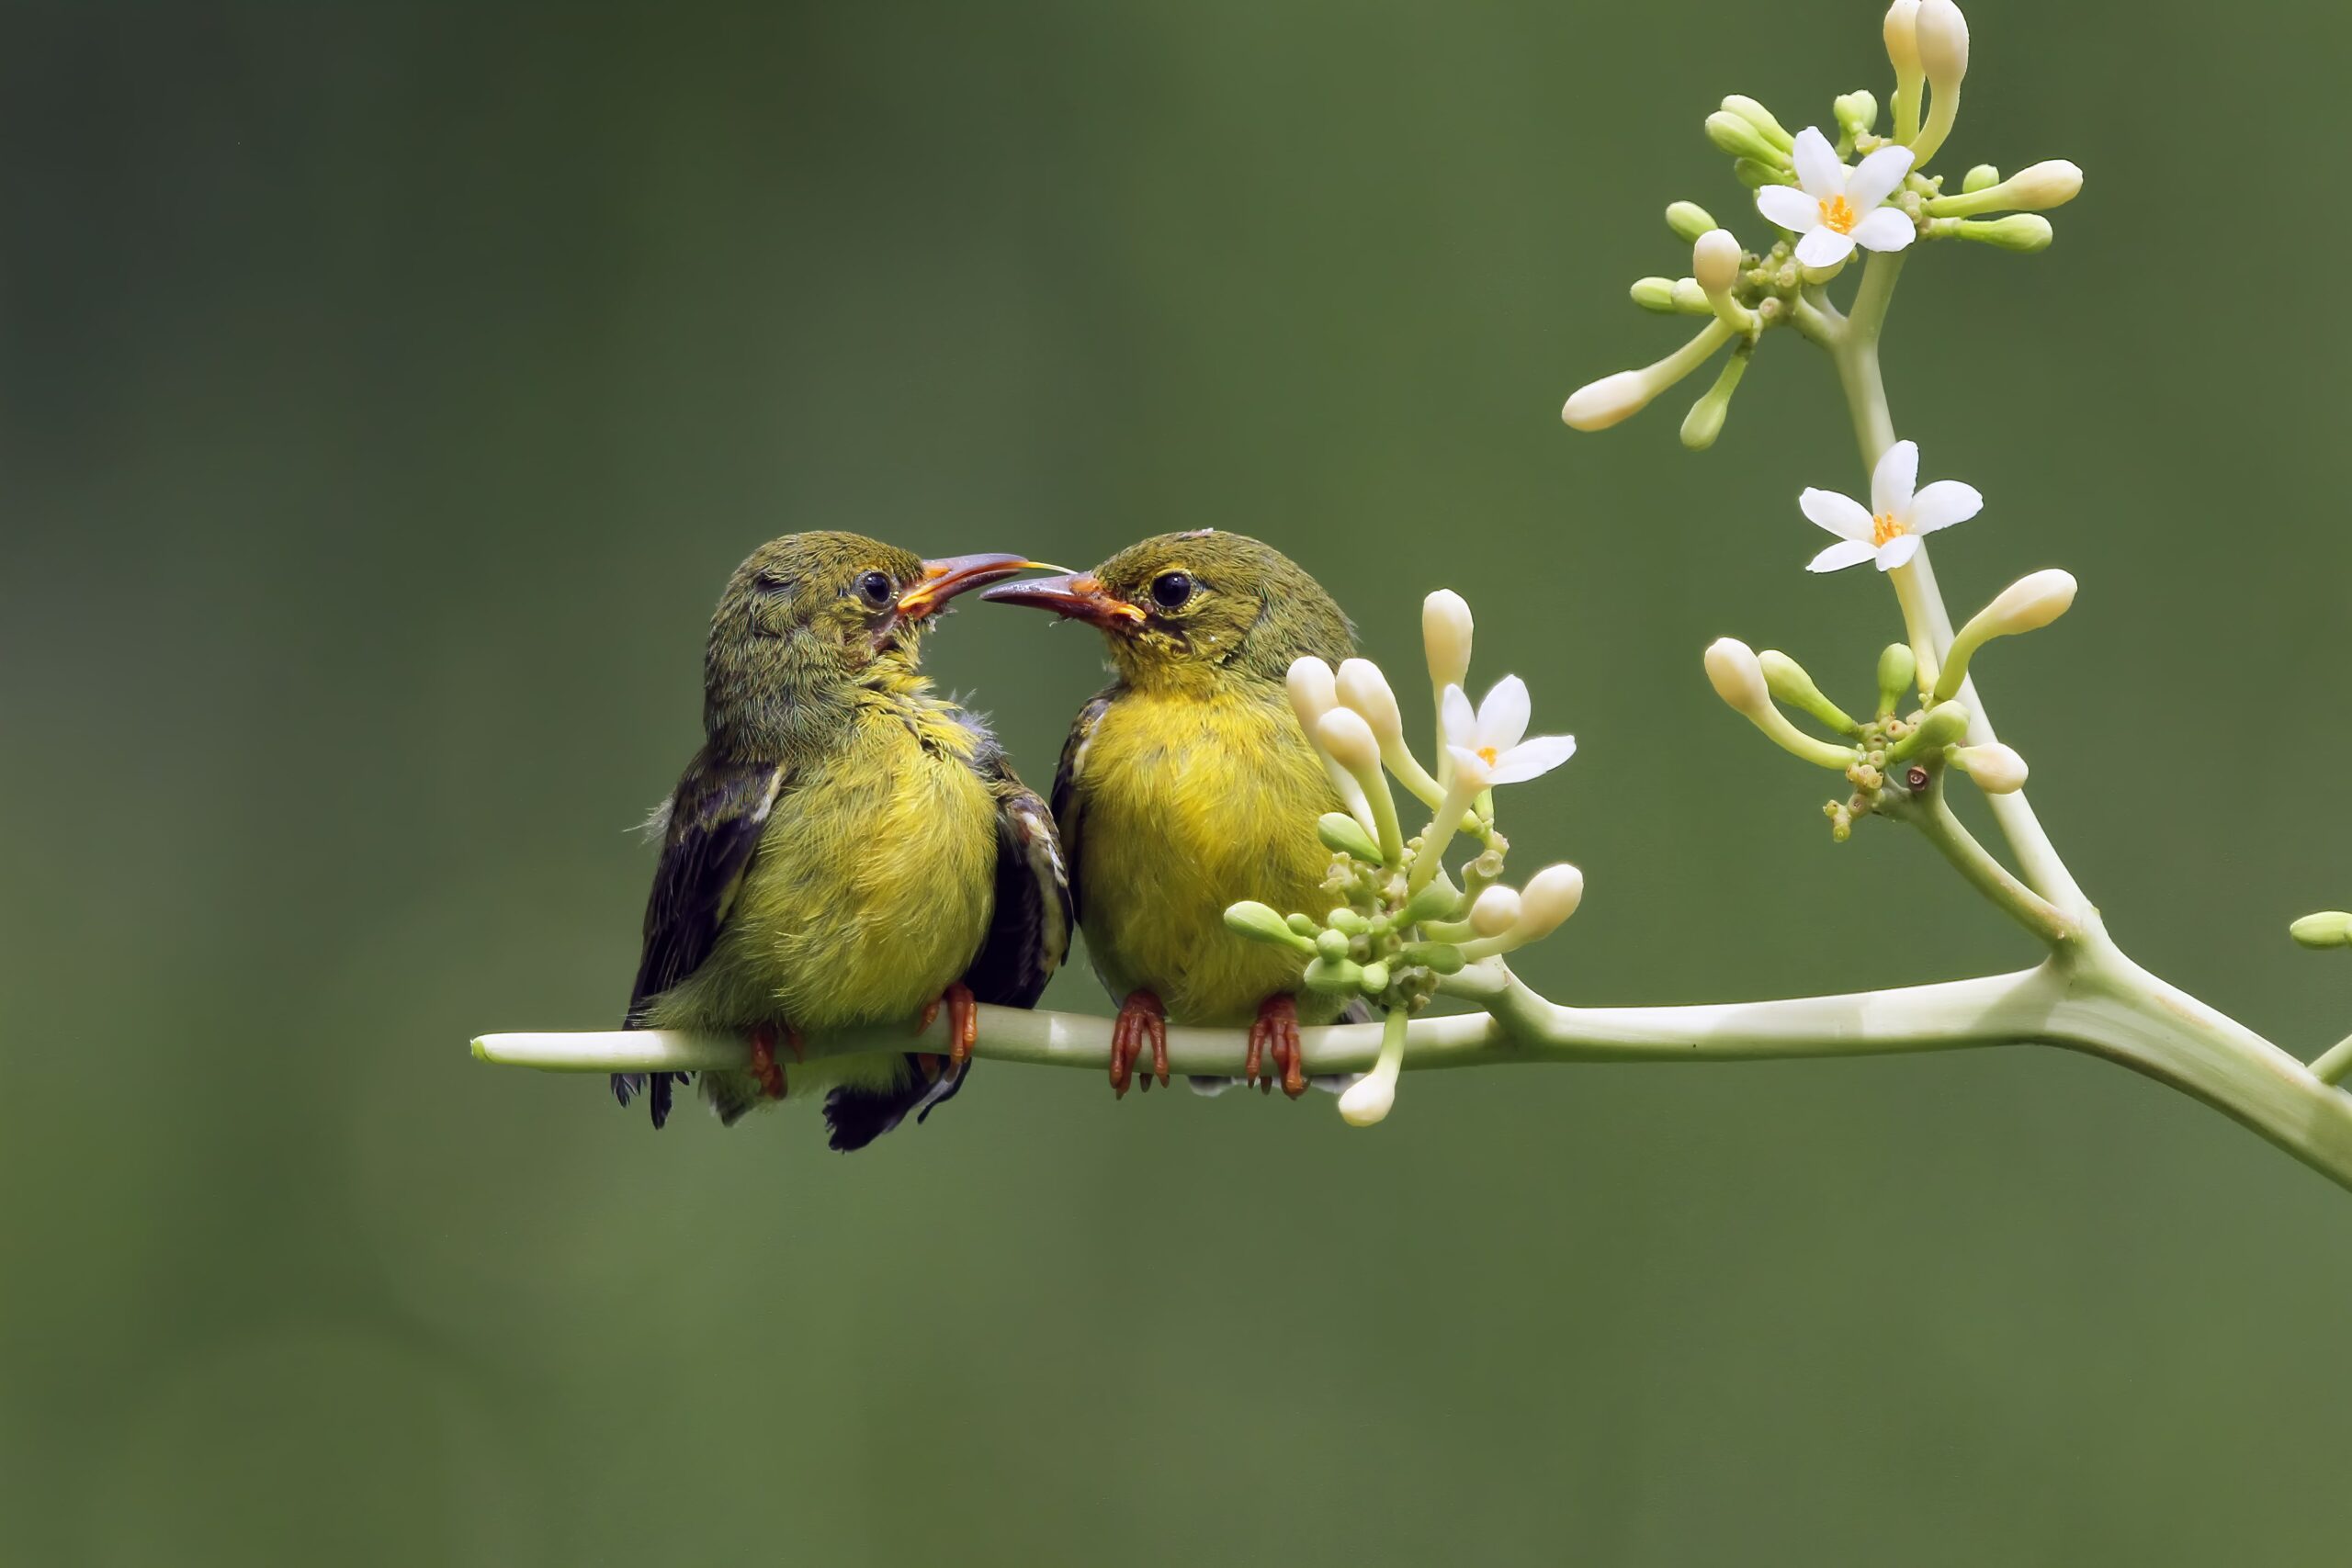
[8,0,2352,1562]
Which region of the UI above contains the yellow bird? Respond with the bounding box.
[984,531,1357,1097]
[616,531,1069,1146]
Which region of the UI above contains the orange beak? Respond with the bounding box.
[978,571,1148,632]
[897,554,1057,622]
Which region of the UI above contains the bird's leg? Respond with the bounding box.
[919,981,981,1066]
[1251,995,1307,1100]
[1111,990,1167,1098]
[750,1022,800,1100]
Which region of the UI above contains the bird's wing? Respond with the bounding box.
[1046,687,1115,925]
[614,753,787,1127]
[961,744,1072,1010]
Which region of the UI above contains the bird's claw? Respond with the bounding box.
[1250,996,1306,1099]
[921,981,980,1066]
[751,1022,801,1100]
[1111,991,1168,1099]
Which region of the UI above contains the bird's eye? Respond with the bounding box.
[753,571,793,597]
[1148,570,1193,611]
[856,570,896,609]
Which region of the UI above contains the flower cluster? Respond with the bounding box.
[1225,592,1584,1126]
[1559,0,2082,447]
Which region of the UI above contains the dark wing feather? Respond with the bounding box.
[1046,687,1114,926]
[614,754,786,1127]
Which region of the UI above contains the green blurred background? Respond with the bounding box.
[8,1,2352,1562]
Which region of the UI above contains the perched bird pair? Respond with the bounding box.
[617,528,1353,1148]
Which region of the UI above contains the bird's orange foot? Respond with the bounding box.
[1250,995,1306,1099]
[1111,990,1167,1099]
[919,981,981,1066]
[750,1022,801,1100]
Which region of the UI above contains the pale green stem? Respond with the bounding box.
[472,942,2352,1190]
[1897,784,2073,945]
[2314,1032,2352,1088]
[1826,250,2086,917]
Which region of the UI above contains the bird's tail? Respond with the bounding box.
[822,1053,969,1152]
[610,1069,688,1128]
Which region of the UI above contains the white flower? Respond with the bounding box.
[1799,439,1982,573]
[1440,676,1576,788]
[1755,127,1917,270]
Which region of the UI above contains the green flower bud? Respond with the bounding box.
[1328,908,1369,936]
[1304,955,1364,993]
[1732,157,1785,190]
[1402,942,1465,975]
[1951,214,2054,253]
[2291,911,2352,950]
[1400,882,1462,926]
[1665,200,1717,243]
[1705,111,1785,166]
[1887,701,1971,762]
[1679,344,1750,452]
[1758,649,1860,735]
[1876,642,1918,716]
[1718,95,1794,152]
[1962,163,2000,193]
[1359,961,1392,996]
[1317,811,1384,863]
[1226,901,1316,953]
[1631,276,1681,313]
[1833,90,1879,139]
[1286,912,1319,937]
[1315,928,1351,962]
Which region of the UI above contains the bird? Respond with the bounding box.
[613,531,1070,1149]
[982,529,1357,1098]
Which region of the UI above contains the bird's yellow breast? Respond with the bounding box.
[1074,684,1343,1027]
[685,705,998,1034]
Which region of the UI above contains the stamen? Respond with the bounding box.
[1819,194,1859,234]
[1871,513,1907,547]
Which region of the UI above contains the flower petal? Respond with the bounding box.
[1799,487,1874,541]
[1445,744,1494,792]
[1440,683,1476,749]
[1475,675,1532,752]
[1807,538,1878,572]
[1793,226,1855,269]
[1791,126,1842,199]
[1488,734,1577,784]
[1846,144,1916,210]
[1755,185,1819,233]
[1871,439,1918,517]
[1849,206,1917,253]
[1907,479,1983,534]
[1875,534,1923,570]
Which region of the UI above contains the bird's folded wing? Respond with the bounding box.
[1046,687,1114,926]
[962,749,1073,1008]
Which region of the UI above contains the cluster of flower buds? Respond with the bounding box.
[1225,591,1584,1125]
[1702,564,2074,838]
[1561,0,2082,446]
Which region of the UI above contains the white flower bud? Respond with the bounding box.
[1335,659,1404,745]
[1316,707,1382,776]
[2003,160,2081,209]
[1883,0,1922,76]
[1917,0,1969,94]
[1286,656,1338,732]
[1517,864,1586,940]
[1703,637,1771,717]
[1469,886,1522,937]
[1692,228,1743,296]
[1338,1073,1396,1127]
[1562,369,1656,432]
[1979,569,2077,636]
[1951,741,2028,794]
[1422,591,1474,690]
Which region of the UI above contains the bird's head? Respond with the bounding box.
[704,530,1041,749]
[981,530,1353,692]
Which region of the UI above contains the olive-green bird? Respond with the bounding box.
[983,530,1357,1098]
[614,531,1070,1147]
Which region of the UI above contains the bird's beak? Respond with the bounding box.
[978,571,1147,632]
[897,554,1057,622]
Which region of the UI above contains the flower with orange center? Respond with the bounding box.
[1800,439,1983,573]
[1439,676,1577,791]
[1756,126,1917,269]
